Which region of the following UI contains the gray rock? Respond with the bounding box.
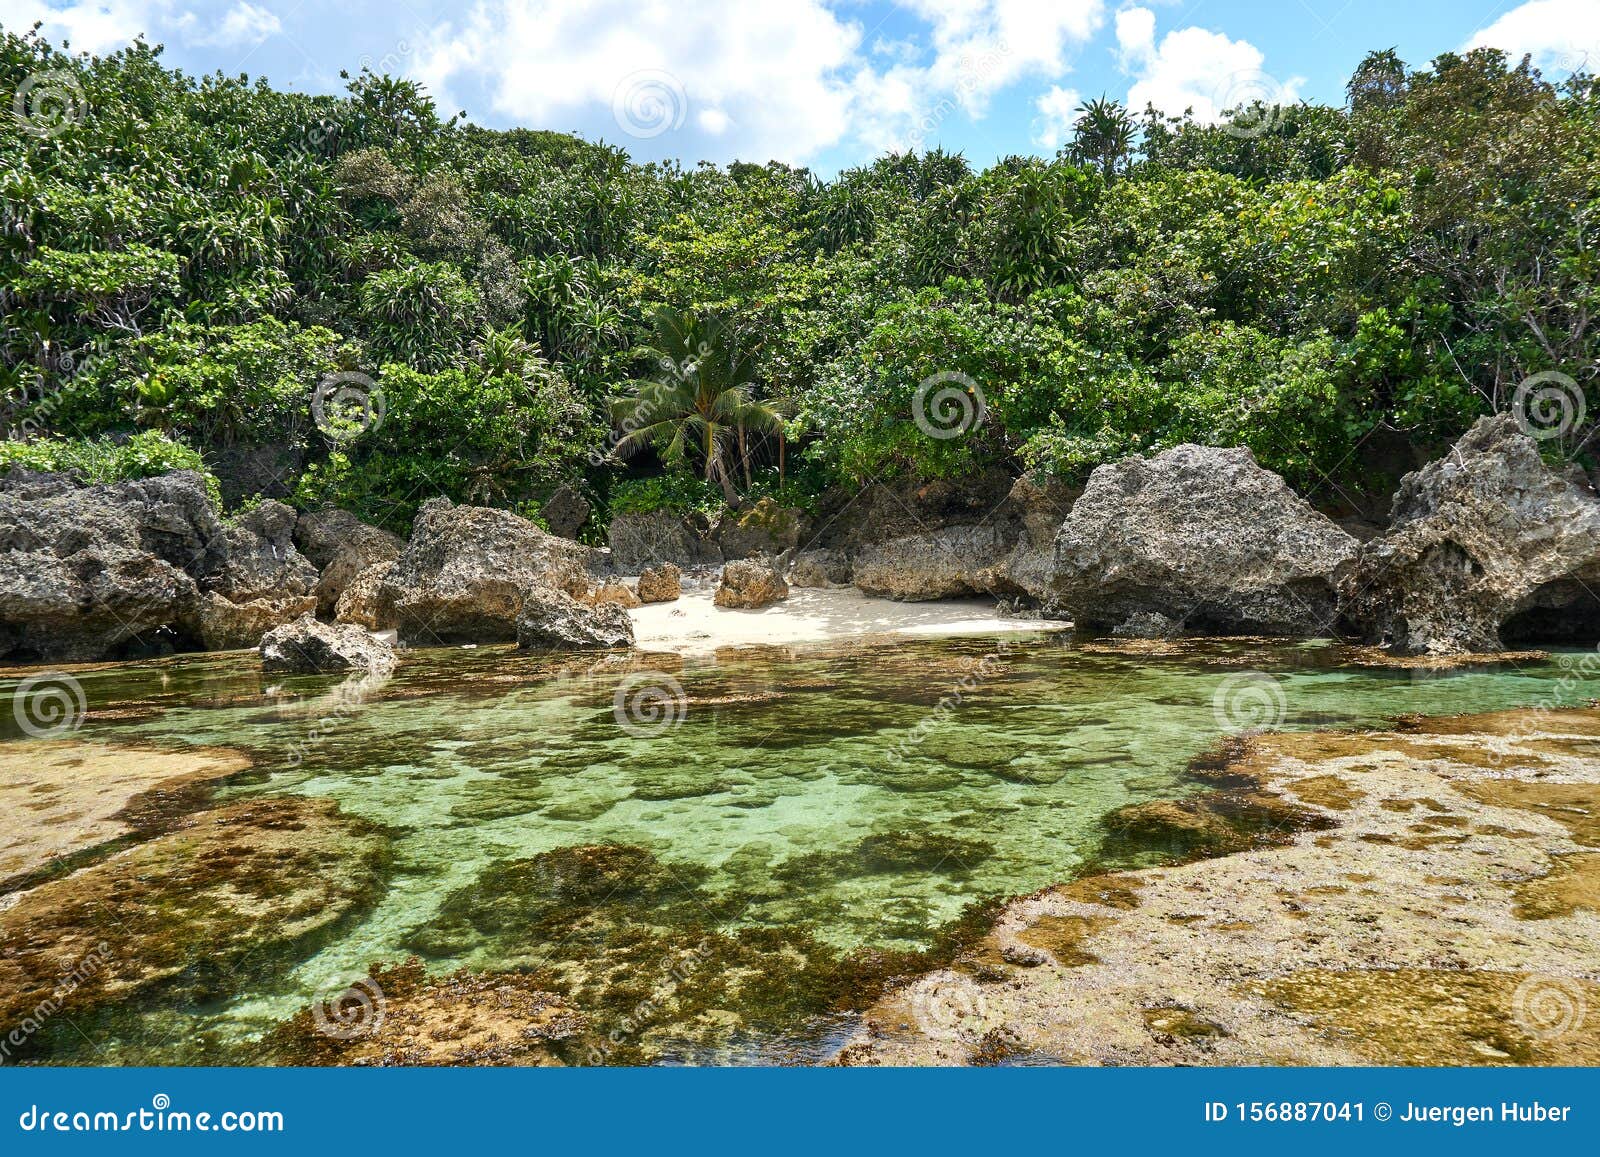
[260,613,396,675]
[636,562,682,603]
[1050,444,1358,635]
[715,557,789,608]
[1112,611,1180,639]
[608,510,720,572]
[1341,414,1600,653]
[381,499,595,645]
[977,472,1078,608]
[294,508,403,617]
[334,561,397,631]
[515,586,635,651]
[205,500,320,604]
[789,548,851,588]
[193,592,318,651]
[714,497,802,560]
[853,524,1013,601]
[540,485,591,540]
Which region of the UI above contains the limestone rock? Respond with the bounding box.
[608,510,720,572]
[636,562,682,603]
[204,500,320,604]
[789,549,850,588]
[515,586,635,651]
[715,497,801,560]
[540,485,592,540]
[260,613,396,675]
[194,591,317,651]
[583,578,642,610]
[294,507,403,617]
[1050,444,1358,635]
[1341,414,1600,653]
[715,558,789,609]
[382,499,594,645]
[853,524,1013,601]
[334,560,397,631]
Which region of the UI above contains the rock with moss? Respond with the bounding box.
[1050,444,1358,635]
[715,557,789,608]
[516,586,635,651]
[715,497,801,560]
[381,499,598,644]
[636,562,682,603]
[261,613,396,675]
[1341,414,1600,654]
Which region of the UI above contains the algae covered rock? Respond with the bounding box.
[261,613,396,675]
[715,557,789,608]
[1050,444,1358,635]
[1341,414,1600,654]
[715,497,801,560]
[515,586,635,651]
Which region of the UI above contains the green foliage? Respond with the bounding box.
[0,432,220,503]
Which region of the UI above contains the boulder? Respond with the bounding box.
[260,613,396,675]
[515,586,635,651]
[294,508,404,617]
[205,500,320,604]
[715,558,789,609]
[334,560,397,631]
[193,592,317,651]
[1047,444,1358,636]
[853,524,1013,601]
[789,548,851,588]
[540,485,591,540]
[977,472,1078,607]
[636,562,682,603]
[1341,414,1600,653]
[381,499,595,645]
[807,468,1016,552]
[583,577,642,609]
[714,497,802,560]
[608,510,720,572]
[0,470,218,660]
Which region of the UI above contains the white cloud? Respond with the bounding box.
[1116,5,1302,125]
[187,0,280,48]
[1031,83,1080,149]
[0,0,159,55]
[1465,0,1600,74]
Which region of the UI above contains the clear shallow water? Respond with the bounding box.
[8,632,1598,1063]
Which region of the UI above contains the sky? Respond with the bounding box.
[4,0,1599,174]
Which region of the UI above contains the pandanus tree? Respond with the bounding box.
[610,307,784,507]
[1069,96,1136,181]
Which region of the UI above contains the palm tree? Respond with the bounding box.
[610,307,783,507]
[1069,97,1136,181]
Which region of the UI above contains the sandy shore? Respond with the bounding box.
[627,584,1068,655]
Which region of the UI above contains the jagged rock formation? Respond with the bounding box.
[515,586,635,651]
[260,613,396,674]
[714,557,789,608]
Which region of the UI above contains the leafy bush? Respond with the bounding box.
[0,432,221,504]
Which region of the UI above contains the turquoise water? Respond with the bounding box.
[6,633,1596,1063]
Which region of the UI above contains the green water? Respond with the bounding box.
[8,632,1598,1064]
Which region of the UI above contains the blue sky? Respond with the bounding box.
[4,0,1598,173]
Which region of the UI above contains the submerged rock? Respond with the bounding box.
[715,557,789,608]
[1050,444,1358,635]
[515,586,635,651]
[635,562,682,603]
[382,498,595,644]
[294,507,403,617]
[1342,415,1600,654]
[260,613,396,675]
[853,524,1012,601]
[0,796,385,1048]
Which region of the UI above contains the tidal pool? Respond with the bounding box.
[5,632,1597,1064]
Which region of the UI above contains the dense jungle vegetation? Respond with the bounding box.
[3,25,1597,536]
